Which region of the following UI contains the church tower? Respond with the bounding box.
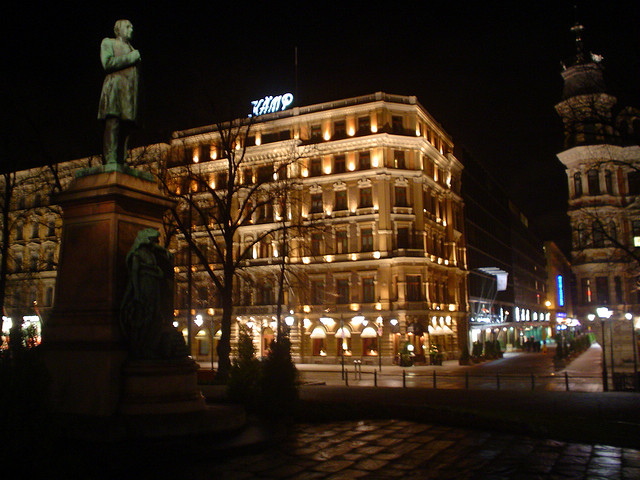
[555,22,640,378]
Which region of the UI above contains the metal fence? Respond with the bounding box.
[301,368,610,392]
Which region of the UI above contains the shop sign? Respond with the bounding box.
[250,93,294,117]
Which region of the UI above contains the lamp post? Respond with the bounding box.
[376,315,383,372]
[626,313,639,391]
[340,313,345,379]
[596,307,612,392]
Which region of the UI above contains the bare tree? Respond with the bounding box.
[157,118,308,380]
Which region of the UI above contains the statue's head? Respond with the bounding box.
[114,19,133,41]
[137,228,160,246]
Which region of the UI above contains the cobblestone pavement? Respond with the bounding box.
[196,419,640,480]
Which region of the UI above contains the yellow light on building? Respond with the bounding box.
[324,130,331,141]
[348,127,355,136]
[255,133,261,146]
[302,168,309,177]
[193,153,199,163]
[303,256,310,264]
[350,303,360,312]
[348,162,355,171]
[210,148,217,160]
[303,305,311,313]
[324,255,334,263]
[350,253,358,261]
[207,308,214,315]
[324,165,332,174]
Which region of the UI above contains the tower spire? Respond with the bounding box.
[570,23,586,65]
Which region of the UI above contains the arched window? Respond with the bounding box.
[587,170,600,195]
[605,170,613,194]
[592,220,605,248]
[573,172,583,197]
[608,221,617,244]
[576,223,588,248]
[310,327,327,356]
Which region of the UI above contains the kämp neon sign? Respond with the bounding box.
[249,93,294,117]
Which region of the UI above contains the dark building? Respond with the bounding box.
[460,147,550,353]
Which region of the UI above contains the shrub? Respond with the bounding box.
[260,337,298,415]
[227,325,262,410]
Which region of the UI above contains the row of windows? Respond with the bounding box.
[309,186,449,217]
[572,168,640,198]
[579,276,625,305]
[13,192,48,210]
[10,247,56,273]
[7,285,55,309]
[14,219,57,241]
[305,151,451,184]
[572,169,614,197]
[574,220,617,249]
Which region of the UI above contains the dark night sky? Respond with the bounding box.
[2,1,639,252]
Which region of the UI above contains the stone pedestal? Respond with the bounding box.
[45,169,176,417]
[120,358,206,415]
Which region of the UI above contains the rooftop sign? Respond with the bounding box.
[250,93,294,117]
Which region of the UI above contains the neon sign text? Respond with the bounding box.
[556,275,565,307]
[250,93,294,117]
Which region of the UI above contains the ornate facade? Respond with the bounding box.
[555,24,640,369]
[171,93,468,365]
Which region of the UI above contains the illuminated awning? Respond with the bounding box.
[310,327,326,338]
[360,326,377,338]
[335,327,351,338]
[428,325,455,336]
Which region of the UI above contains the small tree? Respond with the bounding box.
[260,336,298,415]
[227,324,261,408]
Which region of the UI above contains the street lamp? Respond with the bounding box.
[596,307,612,392]
[376,315,383,372]
[626,313,639,391]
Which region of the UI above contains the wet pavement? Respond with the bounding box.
[193,419,640,479]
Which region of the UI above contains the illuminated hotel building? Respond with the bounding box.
[171,92,468,364]
[555,24,640,369]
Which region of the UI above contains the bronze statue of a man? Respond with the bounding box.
[98,19,141,165]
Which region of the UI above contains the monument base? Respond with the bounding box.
[120,357,206,415]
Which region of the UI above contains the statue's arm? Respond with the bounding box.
[100,38,141,73]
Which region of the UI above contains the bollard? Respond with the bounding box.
[433,370,437,389]
[565,371,570,391]
[402,370,406,388]
[496,373,500,390]
[465,371,469,390]
[531,373,535,391]
[345,370,349,387]
[374,370,377,387]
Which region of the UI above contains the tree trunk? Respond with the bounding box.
[215,272,235,381]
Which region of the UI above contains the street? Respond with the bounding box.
[293,344,605,392]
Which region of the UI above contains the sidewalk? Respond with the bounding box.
[200,346,640,449]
